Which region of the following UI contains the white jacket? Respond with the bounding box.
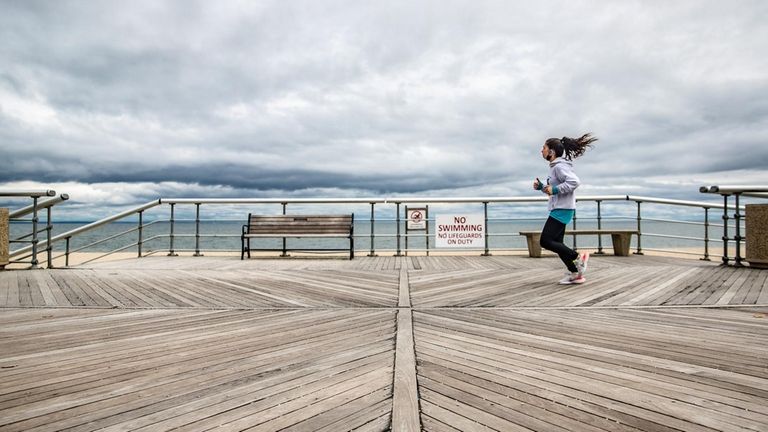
[544,158,580,211]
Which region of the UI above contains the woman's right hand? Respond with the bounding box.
[533,178,542,190]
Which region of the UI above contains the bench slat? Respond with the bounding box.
[248,223,352,227]
[248,225,352,235]
[247,229,352,235]
[249,216,352,221]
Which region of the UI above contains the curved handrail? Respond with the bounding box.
[9,199,161,258]
[9,194,70,218]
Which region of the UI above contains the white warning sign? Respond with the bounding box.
[435,214,485,248]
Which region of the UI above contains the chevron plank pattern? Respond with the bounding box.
[410,265,768,307]
[1,254,767,431]
[0,268,399,308]
[415,308,768,432]
[0,309,395,431]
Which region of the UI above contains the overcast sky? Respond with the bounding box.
[1,0,767,219]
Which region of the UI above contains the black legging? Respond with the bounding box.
[540,216,579,273]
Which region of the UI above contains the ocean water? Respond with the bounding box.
[9,218,728,257]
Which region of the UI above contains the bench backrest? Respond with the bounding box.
[246,214,353,235]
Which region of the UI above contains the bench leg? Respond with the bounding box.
[525,234,542,258]
[611,234,632,256]
[241,238,251,259]
[350,237,354,260]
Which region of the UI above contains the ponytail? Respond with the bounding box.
[545,133,597,160]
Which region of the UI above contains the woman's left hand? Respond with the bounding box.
[543,185,553,195]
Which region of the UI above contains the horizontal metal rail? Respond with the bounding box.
[51,234,168,265]
[641,247,703,256]
[642,232,707,242]
[75,241,143,266]
[65,222,154,255]
[700,185,768,194]
[626,195,733,209]
[0,190,55,198]
[163,198,388,205]
[639,217,708,227]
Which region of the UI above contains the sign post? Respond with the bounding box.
[405,207,428,256]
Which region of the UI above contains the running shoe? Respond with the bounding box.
[559,273,586,285]
[576,252,590,276]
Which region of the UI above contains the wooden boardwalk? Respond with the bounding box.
[0,255,767,431]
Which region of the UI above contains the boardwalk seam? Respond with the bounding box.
[392,267,421,431]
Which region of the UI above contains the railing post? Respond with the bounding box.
[404,205,409,256]
[31,196,39,268]
[46,206,53,268]
[633,200,644,255]
[281,202,289,257]
[426,206,430,257]
[721,194,730,265]
[167,203,178,256]
[137,210,143,258]
[595,200,605,254]
[701,208,710,261]
[733,193,743,266]
[193,203,203,257]
[481,202,491,256]
[395,202,402,257]
[65,237,70,267]
[368,202,377,257]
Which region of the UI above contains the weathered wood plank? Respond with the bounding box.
[392,308,419,432]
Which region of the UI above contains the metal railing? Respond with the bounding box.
[700,185,768,266]
[1,190,69,269]
[9,199,161,267]
[17,192,749,267]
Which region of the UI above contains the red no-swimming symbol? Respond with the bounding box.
[411,211,423,222]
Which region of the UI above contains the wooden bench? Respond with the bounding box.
[241,214,354,260]
[519,230,638,257]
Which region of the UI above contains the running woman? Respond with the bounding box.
[533,134,597,284]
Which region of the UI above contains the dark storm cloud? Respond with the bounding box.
[0,159,500,194]
[1,0,766,212]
